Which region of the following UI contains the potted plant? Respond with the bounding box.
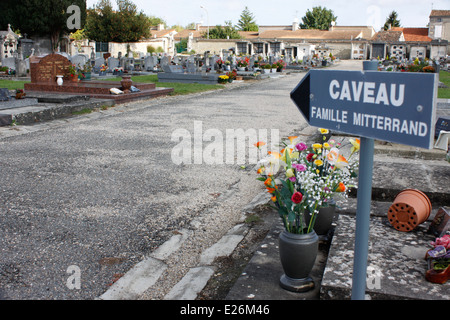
[81,62,92,81]
[237,57,249,71]
[226,70,237,83]
[15,89,26,99]
[259,63,272,74]
[99,64,107,76]
[425,235,450,284]
[218,75,229,84]
[254,129,359,291]
[68,64,78,82]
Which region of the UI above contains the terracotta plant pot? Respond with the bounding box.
[387,189,431,232]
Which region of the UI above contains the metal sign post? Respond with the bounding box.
[290,61,437,300]
[351,60,377,300]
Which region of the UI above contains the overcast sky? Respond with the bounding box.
[86,0,448,31]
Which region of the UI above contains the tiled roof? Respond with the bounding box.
[371,30,403,42]
[430,10,450,17]
[391,27,431,42]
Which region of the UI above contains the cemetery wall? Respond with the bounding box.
[191,39,239,55]
[108,40,174,57]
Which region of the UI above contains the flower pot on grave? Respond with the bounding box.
[81,72,91,81]
[15,92,26,99]
[56,75,63,86]
[71,75,78,82]
[121,76,133,93]
[278,230,318,292]
[304,201,337,236]
[237,67,245,71]
[387,189,431,232]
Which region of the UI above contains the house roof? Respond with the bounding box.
[151,29,176,38]
[391,27,431,42]
[371,30,403,42]
[430,10,450,17]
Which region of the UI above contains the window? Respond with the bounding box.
[270,42,281,54]
[254,43,264,54]
[435,25,442,38]
[95,42,109,53]
[237,42,247,54]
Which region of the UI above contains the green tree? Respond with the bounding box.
[383,11,401,30]
[300,6,337,30]
[205,21,242,39]
[0,0,87,51]
[236,7,258,31]
[148,15,167,28]
[85,0,151,43]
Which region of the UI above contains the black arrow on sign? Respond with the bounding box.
[290,71,311,123]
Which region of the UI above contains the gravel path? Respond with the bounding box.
[0,61,362,299]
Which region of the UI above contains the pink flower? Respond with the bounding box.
[288,177,296,182]
[295,142,307,151]
[292,163,306,172]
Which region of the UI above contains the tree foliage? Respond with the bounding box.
[0,0,87,50]
[236,7,258,31]
[205,21,242,39]
[85,0,151,43]
[383,11,401,30]
[300,6,337,30]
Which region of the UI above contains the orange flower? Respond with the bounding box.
[268,151,281,158]
[257,167,265,174]
[266,187,276,194]
[335,154,349,168]
[264,177,273,187]
[254,141,266,148]
[288,136,298,143]
[335,182,346,192]
[271,195,277,202]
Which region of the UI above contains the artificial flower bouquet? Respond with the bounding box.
[255,128,360,234]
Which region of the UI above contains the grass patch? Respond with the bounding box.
[0,79,29,90]
[438,71,450,99]
[102,74,225,95]
[72,108,93,115]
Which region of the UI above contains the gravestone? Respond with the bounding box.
[30,53,72,83]
[108,57,119,71]
[94,57,105,72]
[0,88,11,101]
[162,64,183,73]
[2,57,16,70]
[71,54,87,69]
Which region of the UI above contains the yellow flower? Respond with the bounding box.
[312,143,322,150]
[318,128,329,134]
[286,168,295,178]
[323,142,330,149]
[349,138,360,154]
[314,159,323,166]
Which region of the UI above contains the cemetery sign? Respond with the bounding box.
[291,69,437,149]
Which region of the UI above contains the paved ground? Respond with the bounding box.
[1,62,369,300]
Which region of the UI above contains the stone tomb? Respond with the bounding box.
[25,53,173,103]
[29,53,73,83]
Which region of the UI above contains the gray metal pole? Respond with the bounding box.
[351,60,378,300]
